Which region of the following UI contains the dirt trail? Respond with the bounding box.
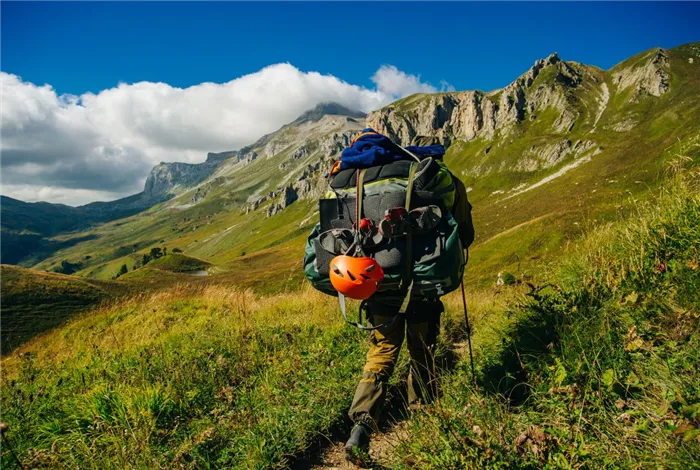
[297,420,409,470]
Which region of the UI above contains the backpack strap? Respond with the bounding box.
[398,162,418,314]
[353,169,367,255]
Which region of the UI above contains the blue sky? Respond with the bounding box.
[3,2,698,95]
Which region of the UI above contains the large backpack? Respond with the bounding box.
[303,155,465,300]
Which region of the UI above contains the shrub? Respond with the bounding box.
[52,259,82,275]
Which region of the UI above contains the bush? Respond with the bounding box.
[113,264,128,279]
[502,272,516,285]
[52,259,82,275]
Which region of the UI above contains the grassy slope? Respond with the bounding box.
[0,283,498,469]
[0,286,364,468]
[2,152,696,469]
[0,266,131,354]
[142,253,212,273]
[396,157,700,468]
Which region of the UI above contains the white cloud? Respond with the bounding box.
[1,63,446,206]
[371,65,439,98]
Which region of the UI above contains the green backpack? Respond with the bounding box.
[303,156,465,300]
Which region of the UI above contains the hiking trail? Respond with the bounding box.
[299,421,409,470]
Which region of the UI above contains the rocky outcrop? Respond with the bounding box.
[191,187,208,204]
[249,127,362,216]
[514,139,599,172]
[613,49,670,99]
[266,186,298,217]
[206,150,238,163]
[321,131,356,157]
[144,161,220,202]
[367,53,586,145]
[264,140,288,159]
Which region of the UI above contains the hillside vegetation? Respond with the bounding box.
[2,152,697,468]
[396,158,700,468]
[141,253,212,273]
[0,265,130,354]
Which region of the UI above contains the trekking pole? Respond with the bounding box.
[460,280,477,386]
[0,421,24,469]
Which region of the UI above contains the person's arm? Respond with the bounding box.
[452,176,474,249]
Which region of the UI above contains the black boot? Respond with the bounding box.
[344,422,371,460]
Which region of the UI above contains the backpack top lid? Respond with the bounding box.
[338,129,445,172]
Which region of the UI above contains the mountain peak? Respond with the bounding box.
[291,102,366,125]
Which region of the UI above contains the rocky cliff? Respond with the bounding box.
[183,103,365,217]
[367,49,671,147]
[144,161,222,201]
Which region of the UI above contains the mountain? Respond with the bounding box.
[367,44,699,259]
[290,102,367,125]
[5,43,700,286]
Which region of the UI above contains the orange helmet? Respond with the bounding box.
[329,255,384,300]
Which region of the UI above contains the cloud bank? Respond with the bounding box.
[1,64,450,206]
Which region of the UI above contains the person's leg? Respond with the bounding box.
[406,299,443,406]
[348,303,405,429]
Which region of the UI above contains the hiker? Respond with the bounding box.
[303,129,474,458]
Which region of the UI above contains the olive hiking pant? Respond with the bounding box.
[348,297,443,428]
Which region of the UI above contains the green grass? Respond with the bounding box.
[145,254,212,273]
[0,287,366,468]
[0,265,131,354]
[0,277,506,469]
[392,159,700,468]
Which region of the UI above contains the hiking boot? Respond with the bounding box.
[344,423,371,460]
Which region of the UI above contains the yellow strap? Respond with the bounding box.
[400,162,418,297]
[357,169,366,223]
[405,162,418,211]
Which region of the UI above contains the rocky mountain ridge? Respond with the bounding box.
[367,49,671,147]
[183,107,364,217]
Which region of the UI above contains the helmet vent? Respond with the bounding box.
[332,265,343,277]
[346,270,357,281]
